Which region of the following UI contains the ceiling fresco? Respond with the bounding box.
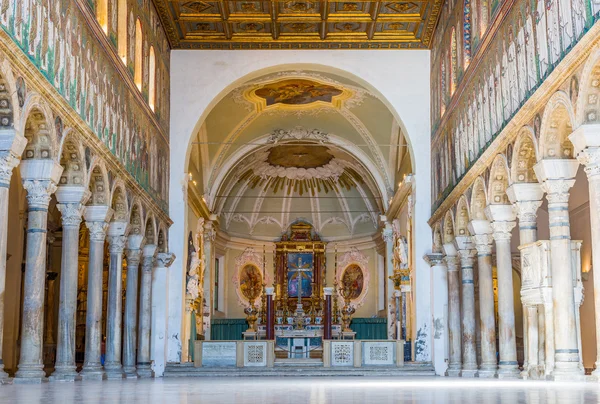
[187,70,412,240]
[152,1,444,49]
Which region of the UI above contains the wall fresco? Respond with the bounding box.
[2,0,170,211]
[430,0,598,210]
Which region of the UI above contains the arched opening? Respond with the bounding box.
[134,19,143,91]
[96,0,108,34]
[180,66,419,364]
[149,46,156,111]
[450,27,458,95]
[118,0,127,63]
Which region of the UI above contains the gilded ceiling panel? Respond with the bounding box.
[153,0,443,49]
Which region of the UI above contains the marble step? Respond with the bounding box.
[274,359,323,367]
[163,363,436,378]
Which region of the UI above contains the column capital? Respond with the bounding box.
[203,221,216,242]
[511,199,543,225]
[541,178,576,204]
[23,179,58,209]
[472,233,494,255]
[125,248,143,266]
[457,248,477,262]
[490,220,516,241]
[454,235,474,252]
[0,133,27,186]
[56,203,85,228]
[107,235,127,254]
[382,223,394,243]
[424,252,445,267]
[444,254,460,271]
[156,252,176,268]
[574,147,600,179]
[141,244,157,272]
[86,220,109,243]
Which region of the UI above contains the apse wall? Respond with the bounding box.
[169,51,431,363]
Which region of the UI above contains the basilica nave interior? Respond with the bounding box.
[0,0,600,401]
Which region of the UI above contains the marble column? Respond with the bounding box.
[534,159,583,380]
[443,243,461,377]
[123,234,145,378]
[455,236,478,378]
[468,219,497,378]
[80,206,113,380]
[151,252,176,377]
[137,244,156,378]
[14,160,62,383]
[570,126,600,379]
[202,221,216,340]
[49,187,89,382]
[0,132,26,380]
[104,222,129,380]
[425,252,449,376]
[382,220,396,340]
[486,204,519,379]
[507,182,544,379]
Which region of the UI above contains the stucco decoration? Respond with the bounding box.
[232,248,271,307]
[336,247,370,308]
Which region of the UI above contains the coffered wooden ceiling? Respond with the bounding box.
[153,1,443,49]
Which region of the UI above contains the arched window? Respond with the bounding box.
[149,46,156,111]
[97,0,108,34]
[464,0,472,67]
[450,28,458,95]
[118,0,127,63]
[135,19,143,91]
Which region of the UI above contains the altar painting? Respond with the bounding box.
[341,264,364,300]
[240,264,262,301]
[287,253,313,298]
[254,79,343,106]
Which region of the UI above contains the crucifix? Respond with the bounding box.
[289,255,313,329]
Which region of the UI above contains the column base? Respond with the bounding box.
[550,367,585,381]
[445,365,462,377]
[477,366,497,378]
[80,365,106,381]
[104,365,125,380]
[49,366,81,382]
[497,365,521,379]
[136,364,154,378]
[14,365,47,383]
[460,369,479,378]
[123,366,138,379]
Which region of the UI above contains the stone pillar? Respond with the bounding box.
[104,222,129,379]
[123,234,145,378]
[455,236,478,378]
[202,220,216,340]
[570,126,600,379]
[0,132,26,380]
[382,220,396,340]
[80,206,113,380]
[137,244,156,378]
[486,204,519,379]
[534,159,583,380]
[14,160,62,383]
[468,219,497,378]
[507,182,544,379]
[443,243,461,377]
[50,187,89,382]
[151,252,176,377]
[425,252,449,376]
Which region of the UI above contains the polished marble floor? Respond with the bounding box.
[1,377,599,404]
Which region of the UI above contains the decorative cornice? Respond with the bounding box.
[150,0,181,49]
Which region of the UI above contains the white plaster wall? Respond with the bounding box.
[168,50,432,367]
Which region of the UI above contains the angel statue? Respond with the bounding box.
[395,236,409,269]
